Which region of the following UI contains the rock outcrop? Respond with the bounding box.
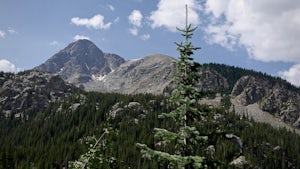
[232,75,300,127]
[198,68,229,91]
[229,156,250,168]
[225,134,243,154]
[0,70,75,118]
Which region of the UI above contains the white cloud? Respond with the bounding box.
[0,59,16,72]
[129,28,138,36]
[140,34,150,41]
[8,28,16,34]
[204,24,237,50]
[128,10,143,36]
[204,0,300,63]
[73,35,90,41]
[114,17,120,23]
[279,64,300,86]
[108,4,115,11]
[50,41,59,46]
[0,30,5,38]
[128,10,143,27]
[71,14,112,30]
[149,0,201,32]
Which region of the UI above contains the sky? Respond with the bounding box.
[0,0,300,86]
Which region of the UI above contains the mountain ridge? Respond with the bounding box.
[33,39,300,131]
[35,40,176,94]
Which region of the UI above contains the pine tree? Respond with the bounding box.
[137,5,208,169]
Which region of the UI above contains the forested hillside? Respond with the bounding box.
[0,92,299,168]
[203,63,299,93]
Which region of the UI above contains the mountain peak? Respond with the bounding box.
[35,40,125,85]
[70,39,98,51]
[73,39,93,43]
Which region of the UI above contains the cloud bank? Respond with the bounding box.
[0,59,16,72]
[149,0,201,32]
[279,64,300,86]
[203,0,300,86]
[71,14,112,30]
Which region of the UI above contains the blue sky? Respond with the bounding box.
[0,0,300,86]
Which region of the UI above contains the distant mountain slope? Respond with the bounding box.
[35,39,125,86]
[84,54,176,94]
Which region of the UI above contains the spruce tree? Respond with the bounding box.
[137,5,207,169]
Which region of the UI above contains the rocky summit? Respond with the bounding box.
[35,39,125,87]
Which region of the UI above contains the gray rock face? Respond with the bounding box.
[109,101,147,120]
[0,70,75,118]
[205,145,215,160]
[198,68,229,91]
[229,156,250,168]
[225,134,243,154]
[35,39,125,86]
[232,76,266,105]
[85,54,176,94]
[232,75,300,126]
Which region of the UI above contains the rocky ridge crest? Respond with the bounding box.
[0,70,75,118]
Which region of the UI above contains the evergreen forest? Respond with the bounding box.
[0,92,299,168]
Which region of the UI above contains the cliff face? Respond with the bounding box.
[232,75,300,127]
[0,71,76,118]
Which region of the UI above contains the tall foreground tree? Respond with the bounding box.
[137,6,208,169]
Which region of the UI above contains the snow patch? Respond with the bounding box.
[85,63,90,70]
[127,58,142,63]
[92,74,106,81]
[131,58,142,61]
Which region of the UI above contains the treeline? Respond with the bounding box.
[0,92,299,168]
